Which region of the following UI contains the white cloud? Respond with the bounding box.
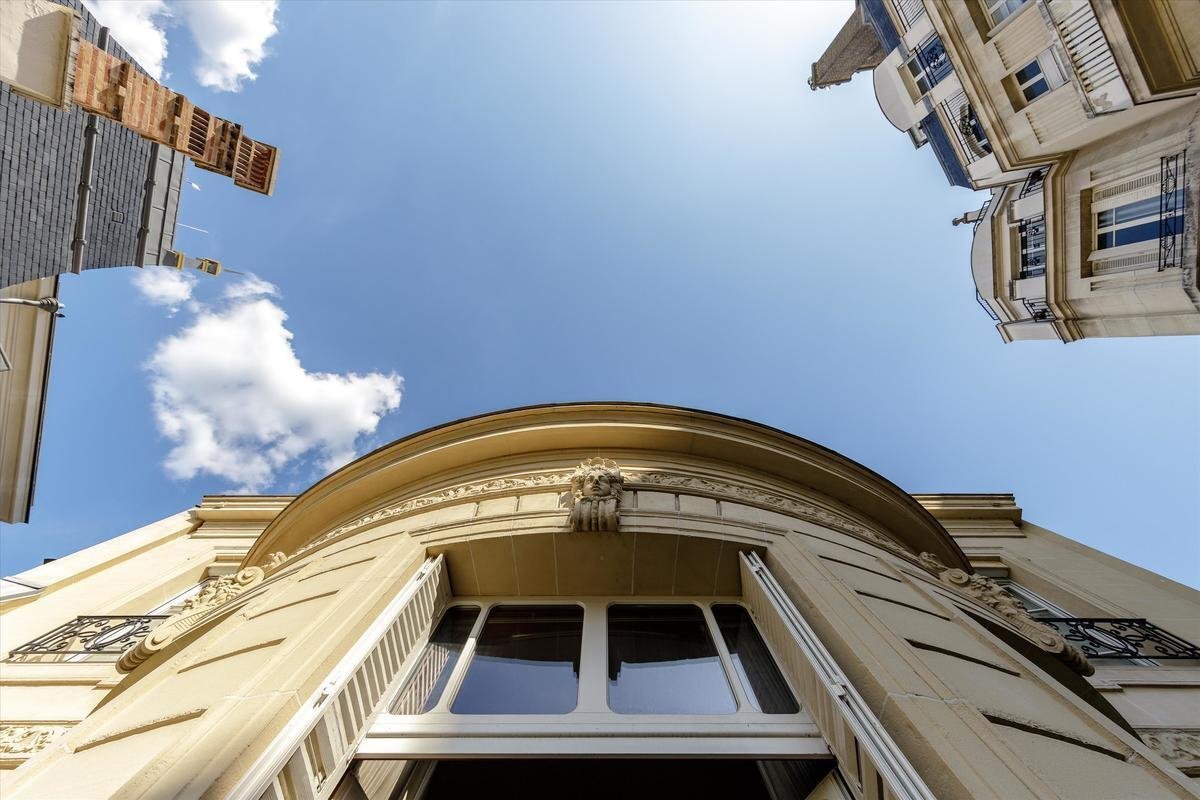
[81,1,280,94]
[145,277,403,492]
[82,0,171,80]
[178,1,279,92]
[132,266,197,314]
[222,273,278,300]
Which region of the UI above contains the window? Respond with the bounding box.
[384,599,804,720]
[1095,190,1184,250]
[995,580,1156,666]
[451,605,584,714]
[994,579,1067,619]
[1006,53,1065,109]
[1018,214,1046,278]
[983,0,1029,26]
[607,604,737,714]
[390,605,479,714]
[713,605,799,713]
[1014,60,1050,103]
[903,36,952,96]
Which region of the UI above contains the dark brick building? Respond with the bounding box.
[0,0,183,290]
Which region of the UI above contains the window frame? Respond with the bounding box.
[982,0,1030,28]
[367,596,823,760]
[1005,52,1066,110]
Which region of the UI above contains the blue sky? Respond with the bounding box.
[3,1,1198,588]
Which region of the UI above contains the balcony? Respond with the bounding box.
[1042,0,1132,115]
[940,90,992,165]
[1041,618,1200,660]
[7,615,167,662]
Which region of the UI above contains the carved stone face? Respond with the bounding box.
[580,473,611,498]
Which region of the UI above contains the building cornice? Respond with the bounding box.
[241,403,970,572]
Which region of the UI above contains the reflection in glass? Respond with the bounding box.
[390,606,479,714]
[607,605,736,714]
[451,605,583,714]
[712,605,799,714]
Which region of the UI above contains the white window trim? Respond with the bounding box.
[983,0,1032,31]
[363,596,826,759]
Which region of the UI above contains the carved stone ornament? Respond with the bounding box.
[624,470,905,556]
[117,552,288,673]
[1139,729,1200,774]
[918,552,1094,676]
[568,458,623,532]
[0,724,69,757]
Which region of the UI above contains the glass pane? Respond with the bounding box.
[1022,78,1049,101]
[607,604,736,714]
[390,606,479,714]
[1113,218,1169,247]
[1097,208,1115,229]
[1113,194,1162,225]
[1014,61,1042,85]
[712,605,799,714]
[451,605,583,714]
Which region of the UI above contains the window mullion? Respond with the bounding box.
[702,603,753,713]
[428,601,490,714]
[576,599,608,713]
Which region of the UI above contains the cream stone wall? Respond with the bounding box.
[921,493,1200,779]
[855,0,1200,341]
[1,406,1197,798]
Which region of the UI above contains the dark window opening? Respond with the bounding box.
[451,605,583,714]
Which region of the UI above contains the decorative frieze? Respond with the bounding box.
[918,552,1094,676]
[568,459,623,532]
[297,467,907,560]
[295,472,574,557]
[625,470,906,556]
[1139,729,1200,776]
[117,552,287,673]
[0,724,68,757]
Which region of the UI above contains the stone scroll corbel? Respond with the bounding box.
[918,552,1094,676]
[567,458,623,532]
[117,552,288,673]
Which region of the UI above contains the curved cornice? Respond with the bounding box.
[242,403,970,571]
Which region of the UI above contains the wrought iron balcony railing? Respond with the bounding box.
[940,90,992,165]
[1021,297,1054,322]
[1159,151,1187,272]
[1041,618,1200,660]
[1019,167,1047,199]
[8,615,168,661]
[976,290,1000,322]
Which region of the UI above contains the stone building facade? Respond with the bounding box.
[0,0,184,290]
[0,404,1196,798]
[812,0,1200,342]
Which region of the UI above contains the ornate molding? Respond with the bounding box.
[1139,728,1200,774]
[626,470,910,558]
[117,553,287,673]
[568,459,623,532]
[918,553,1094,676]
[295,471,575,556]
[0,723,69,757]
[291,467,912,562]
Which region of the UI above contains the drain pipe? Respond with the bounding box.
[70,27,108,274]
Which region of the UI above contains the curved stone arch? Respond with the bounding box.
[242,403,970,572]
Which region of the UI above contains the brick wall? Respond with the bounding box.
[0,0,178,289]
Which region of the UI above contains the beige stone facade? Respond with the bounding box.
[815,0,1200,341]
[0,404,1197,798]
